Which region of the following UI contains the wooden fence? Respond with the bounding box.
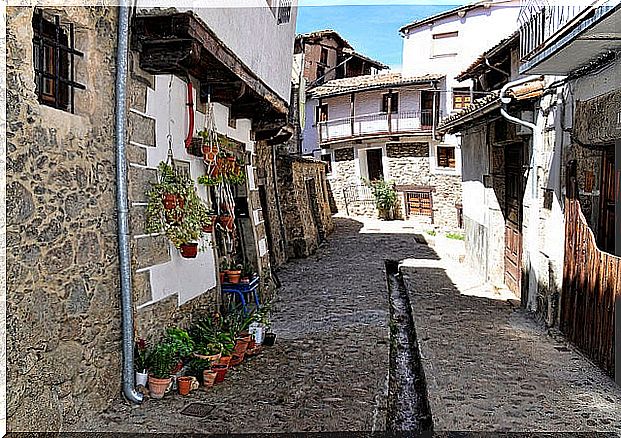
[561,196,618,376]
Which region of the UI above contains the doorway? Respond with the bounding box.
[366,148,384,181]
[504,143,524,298]
[598,146,615,254]
[421,91,440,129]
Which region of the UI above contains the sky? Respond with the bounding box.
[296,3,461,70]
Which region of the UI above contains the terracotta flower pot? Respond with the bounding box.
[234,338,250,355]
[247,339,256,351]
[230,353,244,366]
[219,272,225,284]
[193,351,221,363]
[227,270,242,284]
[203,370,217,388]
[148,376,171,399]
[202,223,213,233]
[211,364,228,383]
[219,215,234,230]
[177,376,192,396]
[218,355,232,367]
[162,194,184,210]
[180,242,198,258]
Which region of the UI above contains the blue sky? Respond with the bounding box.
[296,3,461,70]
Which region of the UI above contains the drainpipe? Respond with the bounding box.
[500,75,542,311]
[115,1,143,404]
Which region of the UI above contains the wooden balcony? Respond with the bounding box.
[317,110,435,144]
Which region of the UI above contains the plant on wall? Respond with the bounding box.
[146,161,209,257]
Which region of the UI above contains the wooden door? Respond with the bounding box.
[598,146,615,254]
[504,144,523,298]
[366,149,384,181]
[420,91,439,128]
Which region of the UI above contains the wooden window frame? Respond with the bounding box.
[381,92,399,114]
[320,153,333,174]
[32,10,85,113]
[437,146,456,169]
[320,47,329,65]
[453,88,472,110]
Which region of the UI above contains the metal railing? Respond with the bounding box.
[317,110,435,143]
[342,184,375,215]
[518,0,600,60]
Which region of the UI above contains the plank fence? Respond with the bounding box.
[561,162,618,376]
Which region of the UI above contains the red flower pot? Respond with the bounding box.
[211,364,228,383]
[218,355,232,367]
[219,215,234,230]
[162,194,184,210]
[180,242,198,258]
[202,223,213,233]
[230,353,244,366]
[234,338,250,356]
[219,272,225,283]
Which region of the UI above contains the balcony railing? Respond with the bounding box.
[317,110,435,143]
[518,0,597,60]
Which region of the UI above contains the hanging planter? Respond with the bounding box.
[219,214,234,230]
[180,242,199,258]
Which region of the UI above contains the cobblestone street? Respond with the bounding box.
[78,217,427,433]
[76,217,621,433]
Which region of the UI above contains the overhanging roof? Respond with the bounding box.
[309,73,444,99]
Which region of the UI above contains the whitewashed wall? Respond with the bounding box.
[136,2,298,101]
[135,74,255,306]
[401,1,520,117]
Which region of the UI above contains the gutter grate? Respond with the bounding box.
[180,403,215,418]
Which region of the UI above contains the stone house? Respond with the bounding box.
[438,0,620,381]
[307,72,463,229]
[7,3,297,431]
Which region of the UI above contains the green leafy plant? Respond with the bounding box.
[365,179,398,211]
[165,327,195,360]
[146,342,177,379]
[186,357,211,383]
[425,229,437,236]
[241,262,255,279]
[197,174,223,187]
[134,338,148,372]
[146,162,206,249]
[446,232,465,240]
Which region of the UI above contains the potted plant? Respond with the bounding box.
[197,203,216,233]
[240,262,255,283]
[177,376,193,396]
[219,258,230,283]
[146,162,204,258]
[165,327,195,363]
[186,357,210,386]
[366,179,398,220]
[134,338,149,387]
[147,342,176,399]
[218,211,234,230]
[226,263,243,284]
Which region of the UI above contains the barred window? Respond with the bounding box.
[453,88,471,110]
[32,10,84,113]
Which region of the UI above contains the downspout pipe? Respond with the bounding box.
[115,1,143,404]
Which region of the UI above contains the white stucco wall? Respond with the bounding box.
[136,2,297,102]
[135,74,255,306]
[401,1,520,117]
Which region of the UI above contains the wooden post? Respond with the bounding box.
[387,90,393,133]
[350,93,355,137]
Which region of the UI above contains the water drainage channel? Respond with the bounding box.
[385,259,433,433]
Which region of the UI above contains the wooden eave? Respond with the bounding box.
[131,11,289,132]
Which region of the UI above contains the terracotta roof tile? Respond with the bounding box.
[309,73,444,98]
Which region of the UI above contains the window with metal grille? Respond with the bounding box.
[268,0,291,24]
[32,10,84,113]
[381,92,399,114]
[437,146,456,168]
[453,88,471,110]
[321,153,332,174]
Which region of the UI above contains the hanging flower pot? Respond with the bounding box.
[180,242,198,258]
[219,215,234,230]
[162,194,184,210]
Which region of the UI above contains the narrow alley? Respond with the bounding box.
[79,218,621,433]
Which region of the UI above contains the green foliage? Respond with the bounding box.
[146,162,206,249]
[186,357,211,382]
[197,174,223,187]
[365,179,398,211]
[425,230,437,236]
[445,232,465,240]
[146,342,177,379]
[165,327,195,359]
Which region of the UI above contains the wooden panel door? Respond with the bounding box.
[598,146,615,254]
[504,144,523,298]
[366,148,384,181]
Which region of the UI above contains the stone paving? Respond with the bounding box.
[401,246,621,433]
[77,217,426,433]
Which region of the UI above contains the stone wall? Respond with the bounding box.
[277,156,335,259]
[6,6,122,431]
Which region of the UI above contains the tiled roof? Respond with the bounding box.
[399,0,515,33]
[437,91,501,132]
[342,47,388,69]
[309,73,445,98]
[455,31,519,82]
[437,79,545,132]
[296,29,353,49]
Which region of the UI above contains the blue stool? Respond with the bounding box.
[221,276,260,315]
